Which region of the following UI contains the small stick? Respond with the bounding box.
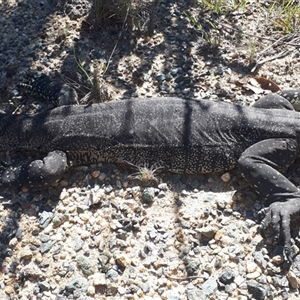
[251,50,292,72]
[221,22,300,47]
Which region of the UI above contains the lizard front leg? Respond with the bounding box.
[253,89,300,111]
[253,92,295,110]
[0,150,68,187]
[238,138,300,263]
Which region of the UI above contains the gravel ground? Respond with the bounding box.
[1,0,300,299]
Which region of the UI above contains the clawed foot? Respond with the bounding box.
[258,200,300,264]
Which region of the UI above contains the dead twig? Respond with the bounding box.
[256,34,296,58]
[221,22,300,47]
[251,49,292,72]
[103,3,131,75]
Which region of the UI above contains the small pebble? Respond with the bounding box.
[221,172,231,182]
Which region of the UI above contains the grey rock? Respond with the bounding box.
[165,73,173,81]
[158,183,168,190]
[272,276,281,288]
[218,268,235,285]
[181,189,189,197]
[201,278,218,296]
[173,58,185,67]
[281,291,289,300]
[65,277,88,292]
[174,75,185,84]
[159,83,170,92]
[281,276,289,288]
[142,187,155,203]
[179,245,191,258]
[247,280,268,300]
[193,246,201,255]
[148,229,158,239]
[77,204,89,214]
[182,87,191,95]
[253,251,267,269]
[128,283,139,293]
[53,245,63,255]
[143,243,153,255]
[21,262,45,280]
[109,237,117,250]
[15,227,24,240]
[181,77,192,87]
[99,252,111,266]
[40,242,54,254]
[170,68,182,76]
[184,258,201,276]
[157,190,166,198]
[186,286,204,300]
[40,234,50,243]
[74,236,84,252]
[156,74,166,81]
[214,65,224,76]
[76,256,96,276]
[273,275,289,288]
[106,268,119,282]
[190,178,200,189]
[257,274,267,284]
[39,281,50,291]
[216,197,228,209]
[52,213,69,228]
[38,211,53,229]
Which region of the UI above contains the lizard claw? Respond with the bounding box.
[258,200,300,264]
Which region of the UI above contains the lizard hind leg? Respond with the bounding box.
[0,150,68,187]
[238,138,299,202]
[238,138,300,262]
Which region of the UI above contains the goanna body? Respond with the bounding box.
[0,97,299,173]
